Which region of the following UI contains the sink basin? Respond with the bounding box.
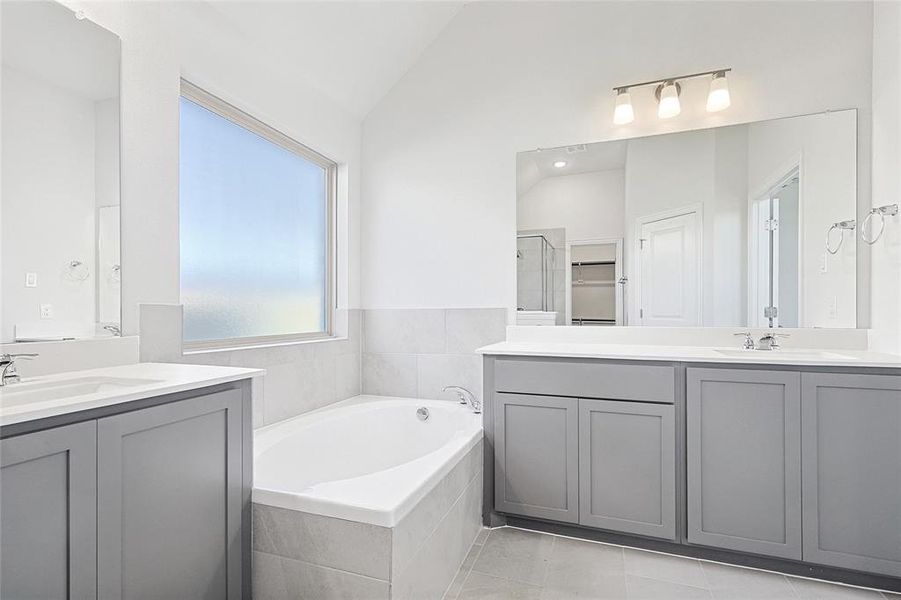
[714,348,857,361]
[0,376,162,408]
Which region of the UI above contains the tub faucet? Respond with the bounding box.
[443,385,481,414]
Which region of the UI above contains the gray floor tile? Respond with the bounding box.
[626,575,713,600]
[475,528,491,546]
[542,573,628,599]
[787,577,886,600]
[701,561,798,599]
[472,527,555,586]
[445,544,487,600]
[447,529,898,600]
[544,537,627,597]
[458,572,543,600]
[624,548,708,588]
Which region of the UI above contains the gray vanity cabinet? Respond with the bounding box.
[0,421,97,600]
[578,399,675,540]
[494,392,579,523]
[801,372,901,577]
[98,388,245,599]
[686,368,802,560]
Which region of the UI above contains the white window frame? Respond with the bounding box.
[179,80,337,351]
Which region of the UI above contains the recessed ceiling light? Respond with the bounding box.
[553,161,567,169]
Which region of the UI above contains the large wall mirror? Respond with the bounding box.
[516,110,859,329]
[1,0,121,342]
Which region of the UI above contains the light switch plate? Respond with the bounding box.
[25,272,37,287]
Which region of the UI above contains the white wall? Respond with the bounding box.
[361,1,873,319]
[518,170,625,242]
[1,66,97,340]
[870,0,901,353]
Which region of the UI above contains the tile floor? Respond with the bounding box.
[444,527,900,600]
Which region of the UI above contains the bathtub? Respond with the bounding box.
[252,395,484,599]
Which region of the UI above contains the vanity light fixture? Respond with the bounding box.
[613,89,634,125]
[612,68,732,124]
[553,160,567,168]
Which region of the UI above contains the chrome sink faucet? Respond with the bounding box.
[443,385,482,414]
[758,333,789,351]
[733,332,756,350]
[0,353,38,386]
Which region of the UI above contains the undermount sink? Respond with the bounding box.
[714,348,857,361]
[0,376,163,408]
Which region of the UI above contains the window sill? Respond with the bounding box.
[182,335,349,356]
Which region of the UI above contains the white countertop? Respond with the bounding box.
[0,362,264,427]
[476,341,901,369]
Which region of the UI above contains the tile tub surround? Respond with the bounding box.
[446,527,899,600]
[170,309,362,428]
[362,308,507,402]
[252,440,484,600]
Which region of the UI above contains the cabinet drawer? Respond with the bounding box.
[495,358,674,403]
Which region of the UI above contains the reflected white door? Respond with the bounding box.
[638,211,700,326]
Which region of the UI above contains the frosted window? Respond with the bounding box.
[179,95,331,344]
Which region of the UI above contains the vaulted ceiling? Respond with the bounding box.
[194,1,464,118]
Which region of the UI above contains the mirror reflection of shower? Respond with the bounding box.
[516,232,561,325]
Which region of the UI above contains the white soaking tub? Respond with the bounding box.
[252,395,484,600]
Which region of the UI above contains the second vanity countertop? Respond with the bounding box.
[476,341,901,369]
[0,362,264,427]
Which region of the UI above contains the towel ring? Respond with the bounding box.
[861,204,899,245]
[825,220,856,255]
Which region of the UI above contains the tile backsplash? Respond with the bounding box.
[362,308,507,403]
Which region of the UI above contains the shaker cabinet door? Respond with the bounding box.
[494,392,579,523]
[687,368,801,559]
[801,372,901,577]
[0,421,97,600]
[98,389,244,599]
[578,399,675,540]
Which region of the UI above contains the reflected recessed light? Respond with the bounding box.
[553,161,567,168]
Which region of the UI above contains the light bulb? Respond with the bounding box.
[706,72,731,112]
[657,82,681,119]
[613,89,634,125]
[553,160,567,169]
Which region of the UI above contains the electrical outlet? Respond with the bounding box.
[40,303,54,319]
[820,252,828,274]
[828,297,838,319]
[25,272,37,287]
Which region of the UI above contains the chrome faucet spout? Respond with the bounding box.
[442,385,482,414]
[0,353,38,386]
